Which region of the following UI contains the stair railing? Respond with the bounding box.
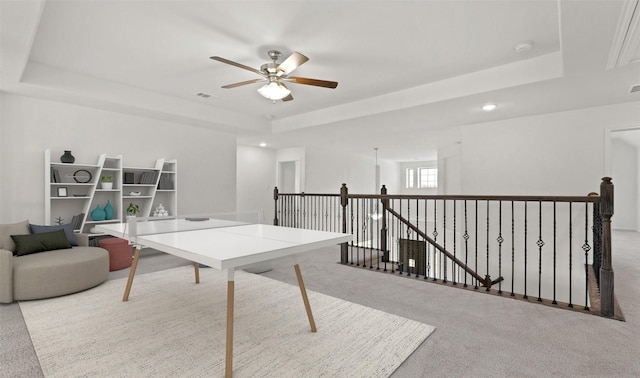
[273,178,615,318]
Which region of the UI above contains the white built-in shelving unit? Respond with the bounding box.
[44,149,177,236]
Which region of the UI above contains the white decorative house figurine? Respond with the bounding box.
[153,203,169,217]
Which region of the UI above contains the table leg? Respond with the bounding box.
[122,247,141,302]
[294,264,317,332]
[225,270,235,378]
[193,262,200,284]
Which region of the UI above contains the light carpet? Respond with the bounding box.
[19,265,435,377]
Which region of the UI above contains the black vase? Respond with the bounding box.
[60,150,75,164]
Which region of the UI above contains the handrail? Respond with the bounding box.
[346,193,600,203]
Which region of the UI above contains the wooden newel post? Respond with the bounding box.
[340,183,349,264]
[380,185,389,262]
[599,177,614,317]
[273,187,279,226]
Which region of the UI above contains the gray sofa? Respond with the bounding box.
[0,220,109,303]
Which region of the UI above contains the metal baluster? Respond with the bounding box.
[523,201,528,299]
[415,200,420,277]
[328,196,332,232]
[497,201,503,294]
[464,200,469,288]
[511,201,515,297]
[537,201,544,302]
[362,198,373,269]
[486,200,490,291]
[553,201,557,305]
[397,199,402,272]
[376,196,381,271]
[368,198,373,269]
[285,195,289,227]
[569,202,573,307]
[583,202,591,311]
[391,199,396,273]
[333,196,337,233]
[407,199,415,277]
[350,198,355,265]
[453,200,457,285]
[474,200,478,289]
[433,199,439,281]
[443,199,447,283]
[425,199,430,280]
[302,195,306,229]
[312,196,316,230]
[356,198,361,266]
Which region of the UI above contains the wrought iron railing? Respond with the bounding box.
[273,178,616,318]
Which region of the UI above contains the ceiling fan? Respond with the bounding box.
[210,50,338,102]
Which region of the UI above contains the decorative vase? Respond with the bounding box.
[60,150,75,164]
[90,205,106,221]
[104,200,114,220]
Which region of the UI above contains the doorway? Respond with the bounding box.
[278,160,299,193]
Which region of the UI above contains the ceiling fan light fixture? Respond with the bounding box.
[257,82,291,100]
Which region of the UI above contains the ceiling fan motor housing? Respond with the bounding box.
[261,62,279,75]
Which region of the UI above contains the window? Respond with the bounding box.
[405,168,414,188]
[419,167,438,188]
[405,167,438,189]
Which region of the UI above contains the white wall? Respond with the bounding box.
[0,93,237,223]
[611,139,638,230]
[303,146,380,194]
[236,145,276,224]
[458,102,640,196]
[438,143,462,194]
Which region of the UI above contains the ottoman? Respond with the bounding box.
[99,238,132,271]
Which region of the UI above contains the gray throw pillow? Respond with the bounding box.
[30,223,78,246]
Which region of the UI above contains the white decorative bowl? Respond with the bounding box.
[129,191,141,196]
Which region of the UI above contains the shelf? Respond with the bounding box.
[51,197,89,200]
[124,167,161,172]
[85,219,120,225]
[51,162,100,169]
[123,195,152,199]
[50,182,95,186]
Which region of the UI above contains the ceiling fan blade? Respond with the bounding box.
[286,76,338,89]
[210,56,266,77]
[276,52,309,76]
[282,93,294,102]
[221,78,266,89]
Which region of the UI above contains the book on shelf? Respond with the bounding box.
[51,167,61,183]
[137,171,159,185]
[157,176,174,190]
[71,213,85,231]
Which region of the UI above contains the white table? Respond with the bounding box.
[96,219,352,377]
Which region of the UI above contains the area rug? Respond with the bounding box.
[19,266,435,377]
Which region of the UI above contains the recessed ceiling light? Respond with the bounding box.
[259,142,267,147]
[482,104,497,111]
[515,41,534,53]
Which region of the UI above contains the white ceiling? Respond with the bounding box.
[2,0,640,161]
